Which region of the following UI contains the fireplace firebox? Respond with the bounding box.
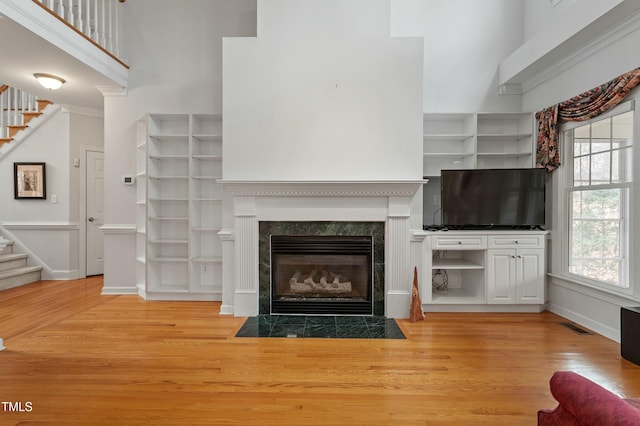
[270,235,373,315]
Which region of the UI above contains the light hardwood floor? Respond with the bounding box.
[1,277,640,425]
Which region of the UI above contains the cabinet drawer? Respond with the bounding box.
[432,235,487,250]
[488,235,544,249]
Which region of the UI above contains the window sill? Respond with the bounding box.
[547,273,640,305]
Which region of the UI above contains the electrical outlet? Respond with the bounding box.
[434,194,441,206]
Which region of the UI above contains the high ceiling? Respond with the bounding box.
[0,12,124,110]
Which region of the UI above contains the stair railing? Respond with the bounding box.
[32,0,124,60]
[1,85,40,141]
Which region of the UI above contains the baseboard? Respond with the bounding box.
[547,302,619,342]
[101,287,139,295]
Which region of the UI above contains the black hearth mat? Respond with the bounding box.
[235,315,406,339]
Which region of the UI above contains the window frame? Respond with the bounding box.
[558,99,637,299]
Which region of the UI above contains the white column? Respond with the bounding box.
[218,229,235,315]
[385,197,413,318]
[233,197,259,316]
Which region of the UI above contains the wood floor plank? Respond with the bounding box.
[1,278,639,425]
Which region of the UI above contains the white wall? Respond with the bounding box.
[0,107,103,279]
[102,0,257,293]
[390,0,524,113]
[523,0,579,41]
[223,0,423,181]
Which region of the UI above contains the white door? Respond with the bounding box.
[86,150,104,276]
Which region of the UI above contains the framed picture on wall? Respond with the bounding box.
[14,162,46,199]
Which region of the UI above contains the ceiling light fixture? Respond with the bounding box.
[34,73,66,90]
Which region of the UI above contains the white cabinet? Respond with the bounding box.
[422,112,534,176]
[486,235,545,304]
[425,231,546,310]
[136,113,223,300]
[430,235,487,304]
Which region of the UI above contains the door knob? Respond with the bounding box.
[88,217,95,222]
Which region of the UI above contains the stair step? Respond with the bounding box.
[0,138,12,147]
[0,241,14,255]
[8,125,28,138]
[0,266,42,292]
[22,111,42,125]
[0,253,28,272]
[37,99,53,111]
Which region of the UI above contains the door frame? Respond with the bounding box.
[79,145,104,277]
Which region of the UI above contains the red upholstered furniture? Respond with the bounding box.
[538,371,640,425]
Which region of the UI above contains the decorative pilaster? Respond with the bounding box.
[385,197,412,318]
[218,229,235,315]
[233,197,259,316]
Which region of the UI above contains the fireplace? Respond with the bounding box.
[270,235,373,315]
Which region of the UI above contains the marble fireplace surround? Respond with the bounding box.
[220,181,423,319]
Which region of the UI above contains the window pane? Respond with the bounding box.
[569,188,626,287]
[574,139,590,156]
[612,147,632,183]
[613,111,633,139]
[590,151,611,184]
[574,123,590,139]
[591,142,611,154]
[574,189,620,219]
[574,156,589,186]
[591,118,611,139]
[570,259,620,285]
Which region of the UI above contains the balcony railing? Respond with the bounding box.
[33,0,124,60]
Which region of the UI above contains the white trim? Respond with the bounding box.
[100,224,137,234]
[547,301,619,342]
[548,273,640,305]
[220,180,424,197]
[520,9,640,93]
[0,104,63,160]
[102,286,139,295]
[1,222,78,230]
[62,105,104,118]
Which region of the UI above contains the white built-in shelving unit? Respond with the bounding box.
[422,112,534,176]
[136,113,223,300]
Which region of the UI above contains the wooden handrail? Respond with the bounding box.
[0,85,8,95]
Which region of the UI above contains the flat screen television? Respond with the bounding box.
[441,168,546,229]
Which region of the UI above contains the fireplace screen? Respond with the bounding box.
[270,235,373,315]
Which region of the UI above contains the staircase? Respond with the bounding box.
[1,84,53,149]
[0,241,42,291]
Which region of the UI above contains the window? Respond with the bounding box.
[563,105,633,288]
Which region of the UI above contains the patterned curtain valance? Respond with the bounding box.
[535,67,640,172]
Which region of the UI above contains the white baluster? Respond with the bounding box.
[1,90,5,138]
[93,0,98,42]
[114,0,120,57]
[108,0,113,53]
[67,0,74,25]
[77,0,84,34]
[11,87,17,126]
[101,0,106,48]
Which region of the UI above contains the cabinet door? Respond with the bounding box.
[515,249,544,303]
[487,249,515,304]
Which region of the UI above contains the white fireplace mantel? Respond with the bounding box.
[219,180,426,197]
[219,179,424,318]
